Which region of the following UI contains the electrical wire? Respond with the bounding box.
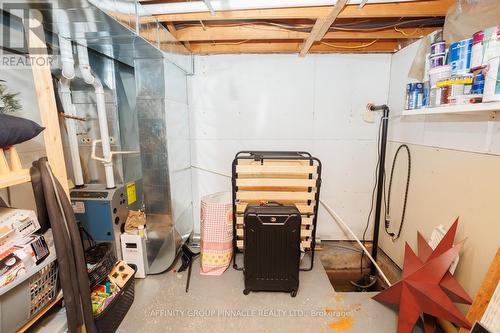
[191,165,231,178]
[174,17,444,34]
[175,17,443,31]
[329,18,438,32]
[321,39,377,49]
[393,26,421,37]
[210,39,250,45]
[385,144,411,241]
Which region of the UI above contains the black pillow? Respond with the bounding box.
[0,113,45,147]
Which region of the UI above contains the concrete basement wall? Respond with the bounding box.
[187,53,392,239]
[382,41,500,299]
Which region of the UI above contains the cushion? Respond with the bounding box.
[0,114,45,147]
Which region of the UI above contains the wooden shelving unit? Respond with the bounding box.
[0,169,31,189]
[0,21,70,333]
[401,102,500,116]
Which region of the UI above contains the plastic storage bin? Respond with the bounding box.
[0,257,59,333]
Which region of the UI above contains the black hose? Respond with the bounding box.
[385,144,411,240]
[36,158,82,333]
[37,158,96,333]
[51,171,96,333]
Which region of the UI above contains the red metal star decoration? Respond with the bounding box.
[373,219,472,333]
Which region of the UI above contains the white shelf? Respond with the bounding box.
[401,102,500,116]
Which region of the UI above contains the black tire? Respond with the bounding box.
[290,290,297,297]
[243,289,250,295]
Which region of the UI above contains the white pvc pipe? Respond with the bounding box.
[56,11,75,80]
[56,12,85,187]
[140,0,419,16]
[59,78,85,187]
[59,37,75,80]
[76,42,115,189]
[319,200,392,286]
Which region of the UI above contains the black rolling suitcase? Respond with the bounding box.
[243,204,301,297]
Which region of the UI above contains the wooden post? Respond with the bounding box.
[458,248,500,333]
[24,15,69,196]
[299,0,348,56]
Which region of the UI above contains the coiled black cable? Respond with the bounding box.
[385,144,411,241]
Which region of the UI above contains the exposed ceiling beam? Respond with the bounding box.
[138,26,191,54]
[189,40,399,54]
[299,18,325,56]
[165,22,192,51]
[146,0,454,23]
[175,25,439,41]
[300,0,348,56]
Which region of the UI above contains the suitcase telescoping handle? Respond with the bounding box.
[257,214,301,226]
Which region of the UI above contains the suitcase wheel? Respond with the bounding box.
[243,289,251,295]
[290,290,297,298]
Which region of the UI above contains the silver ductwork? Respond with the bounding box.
[25,0,194,271]
[76,41,116,189]
[135,57,193,273]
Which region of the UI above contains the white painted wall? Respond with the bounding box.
[382,41,500,299]
[188,53,392,239]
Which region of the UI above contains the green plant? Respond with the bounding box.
[0,81,22,113]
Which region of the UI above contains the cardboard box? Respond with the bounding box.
[0,208,40,250]
[108,261,135,288]
[13,234,50,265]
[0,234,50,289]
[0,249,31,288]
[0,226,16,249]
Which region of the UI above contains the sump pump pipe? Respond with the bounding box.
[76,40,115,189]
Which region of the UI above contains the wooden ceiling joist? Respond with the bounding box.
[165,21,192,51]
[300,17,328,57]
[114,0,454,54]
[175,25,439,42]
[299,0,348,56]
[189,40,399,54]
[147,0,454,23]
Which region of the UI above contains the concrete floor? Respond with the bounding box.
[118,255,411,333]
